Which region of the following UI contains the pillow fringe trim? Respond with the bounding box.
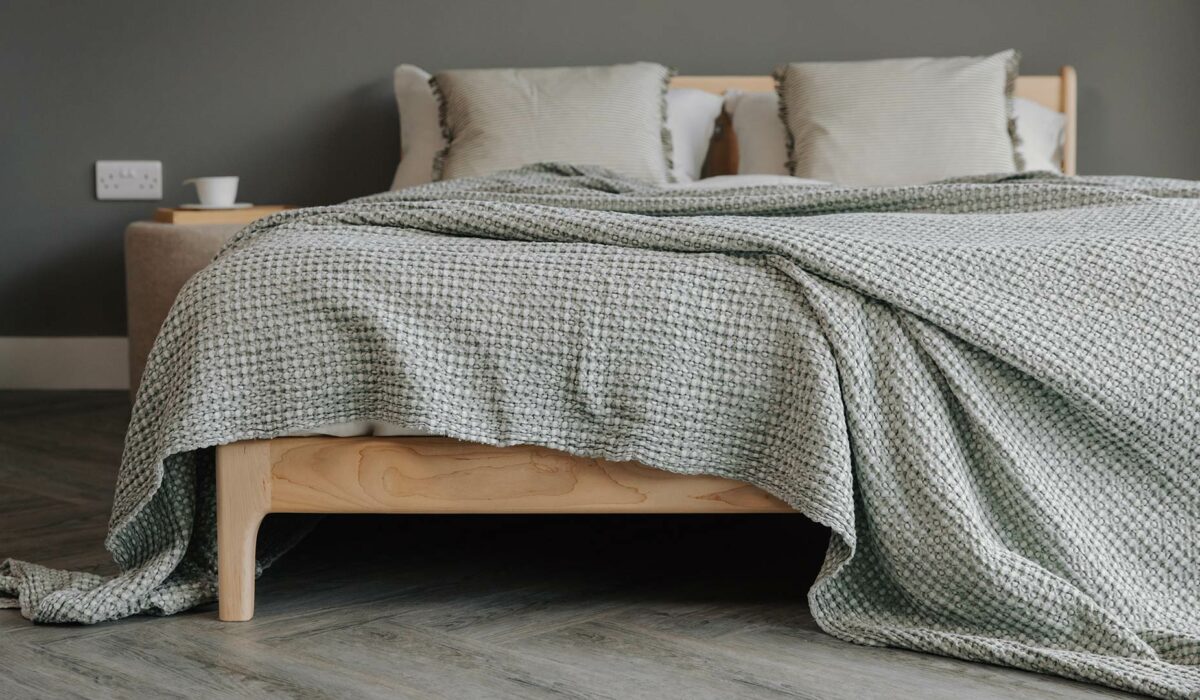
[429,74,453,182]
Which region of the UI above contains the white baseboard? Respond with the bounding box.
[0,337,129,390]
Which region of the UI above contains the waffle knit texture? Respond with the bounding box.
[3,164,1199,699]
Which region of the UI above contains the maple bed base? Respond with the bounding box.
[215,437,794,621]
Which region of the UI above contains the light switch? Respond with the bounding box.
[95,160,162,200]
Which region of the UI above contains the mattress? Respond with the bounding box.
[294,172,831,442]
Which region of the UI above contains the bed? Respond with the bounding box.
[215,69,1080,623]
[10,62,1198,700]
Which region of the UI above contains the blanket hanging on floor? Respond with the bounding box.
[3,164,1199,699]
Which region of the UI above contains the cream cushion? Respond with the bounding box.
[666,88,724,181]
[723,90,790,176]
[776,50,1020,186]
[729,89,1064,178]
[431,63,674,183]
[392,68,720,188]
[391,65,442,190]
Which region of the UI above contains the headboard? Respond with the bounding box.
[671,66,1077,177]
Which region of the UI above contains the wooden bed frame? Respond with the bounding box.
[216,69,1079,621]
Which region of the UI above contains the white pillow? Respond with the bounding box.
[1012,97,1066,173]
[391,65,442,190]
[666,88,724,181]
[722,91,790,176]
[776,52,1019,186]
[663,174,830,190]
[725,90,1067,178]
[390,65,724,189]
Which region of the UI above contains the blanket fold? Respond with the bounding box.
[3,164,1198,699]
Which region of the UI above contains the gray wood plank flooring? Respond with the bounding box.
[0,391,1141,699]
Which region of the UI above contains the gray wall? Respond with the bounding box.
[3,0,1199,337]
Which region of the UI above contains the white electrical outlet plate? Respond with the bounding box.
[95,160,163,200]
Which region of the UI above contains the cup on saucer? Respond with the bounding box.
[183,176,239,208]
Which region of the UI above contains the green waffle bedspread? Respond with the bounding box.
[4,165,1198,698]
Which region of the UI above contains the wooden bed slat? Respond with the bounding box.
[217,436,793,620]
[267,437,791,515]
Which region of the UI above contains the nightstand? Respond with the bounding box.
[125,220,243,395]
[153,205,294,225]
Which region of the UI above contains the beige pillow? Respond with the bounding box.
[775,50,1020,186]
[431,62,674,183]
[723,90,790,175]
[391,65,442,190]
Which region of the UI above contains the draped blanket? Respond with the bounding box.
[4,165,1199,698]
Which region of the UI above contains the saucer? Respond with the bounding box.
[179,203,253,210]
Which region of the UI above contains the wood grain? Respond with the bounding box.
[223,436,792,617]
[266,436,793,514]
[152,205,292,225]
[1059,66,1078,176]
[671,75,776,95]
[216,440,272,621]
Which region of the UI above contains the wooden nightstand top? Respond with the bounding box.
[153,205,294,225]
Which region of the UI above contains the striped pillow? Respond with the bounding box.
[431,63,674,184]
[775,51,1020,186]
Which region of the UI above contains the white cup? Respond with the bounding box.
[184,176,239,207]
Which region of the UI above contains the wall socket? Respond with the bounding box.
[95,160,162,200]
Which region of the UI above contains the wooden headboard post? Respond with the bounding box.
[1060,66,1078,175]
[671,67,1078,176]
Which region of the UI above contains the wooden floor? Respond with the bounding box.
[0,391,1139,700]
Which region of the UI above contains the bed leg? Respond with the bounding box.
[216,440,272,621]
